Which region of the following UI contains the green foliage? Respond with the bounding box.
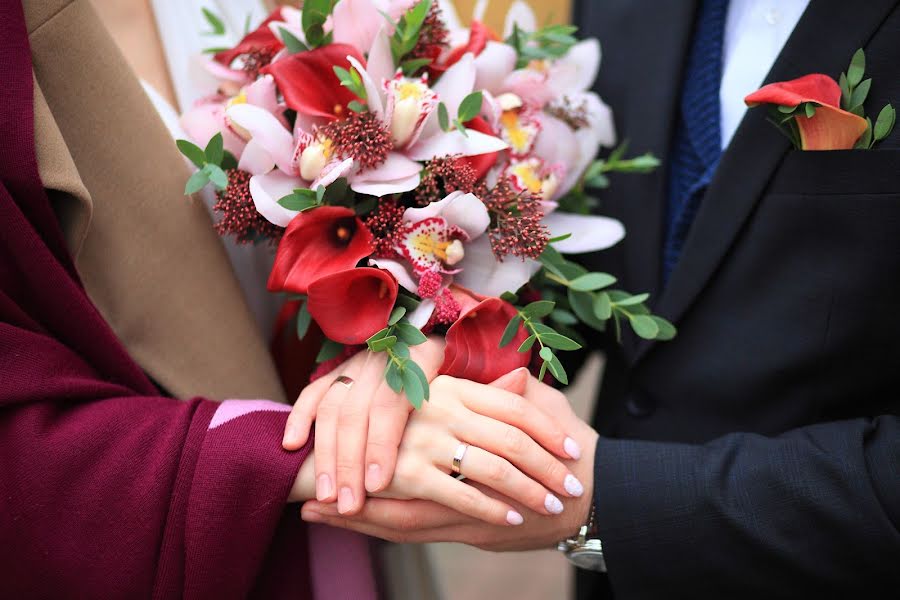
[281,28,309,53]
[202,7,226,35]
[389,0,431,62]
[437,103,451,132]
[457,92,484,123]
[838,49,895,148]
[278,187,324,211]
[333,66,368,101]
[316,338,344,363]
[176,133,231,193]
[367,316,430,408]
[506,23,579,69]
[303,0,337,48]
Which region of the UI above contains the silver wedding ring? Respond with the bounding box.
[331,375,354,390]
[451,443,469,476]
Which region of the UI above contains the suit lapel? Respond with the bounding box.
[635,0,899,363]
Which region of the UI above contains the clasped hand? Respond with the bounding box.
[283,338,595,540]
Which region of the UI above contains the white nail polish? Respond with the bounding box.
[564,474,584,497]
[564,437,582,460]
[506,510,524,525]
[545,494,564,514]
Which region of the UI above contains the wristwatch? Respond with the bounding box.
[557,504,607,572]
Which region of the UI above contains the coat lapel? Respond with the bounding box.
[635,0,899,363]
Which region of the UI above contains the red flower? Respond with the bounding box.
[440,297,531,384]
[745,74,868,150]
[268,206,374,295]
[262,44,366,120]
[431,20,498,76]
[456,117,500,180]
[307,268,399,344]
[214,8,285,69]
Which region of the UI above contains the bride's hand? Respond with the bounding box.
[370,370,586,525]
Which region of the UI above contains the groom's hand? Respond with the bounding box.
[300,377,599,551]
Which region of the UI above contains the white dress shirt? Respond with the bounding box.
[720,0,811,148]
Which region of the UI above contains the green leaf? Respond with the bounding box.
[205,164,228,190]
[457,91,484,123]
[849,78,871,110]
[778,104,797,114]
[400,363,426,409]
[368,335,398,352]
[401,58,433,76]
[201,7,226,35]
[388,307,407,326]
[538,360,548,382]
[184,170,210,194]
[539,346,554,362]
[437,102,451,132]
[384,361,403,393]
[873,104,896,142]
[568,289,606,331]
[546,353,568,385]
[395,322,428,345]
[348,100,367,113]
[855,117,873,150]
[540,332,582,351]
[316,339,344,363]
[405,359,431,402]
[500,315,523,348]
[500,291,519,304]
[839,72,852,110]
[281,28,309,53]
[396,294,422,311]
[453,119,468,137]
[392,340,411,359]
[847,48,866,87]
[630,315,660,340]
[550,309,578,326]
[315,184,327,203]
[518,334,537,353]
[278,191,319,211]
[221,150,238,171]
[651,316,677,341]
[613,293,649,307]
[521,300,555,319]
[804,103,817,118]
[569,273,617,292]
[176,139,207,168]
[296,301,312,339]
[204,133,224,166]
[202,46,231,55]
[548,233,572,244]
[593,291,612,320]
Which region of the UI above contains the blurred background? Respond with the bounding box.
[92,0,592,598]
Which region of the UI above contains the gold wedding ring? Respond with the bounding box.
[331,375,354,390]
[451,443,469,476]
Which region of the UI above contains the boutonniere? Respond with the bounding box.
[745,49,895,150]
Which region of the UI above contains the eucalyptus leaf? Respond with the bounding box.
[201,7,226,35]
[518,335,537,353]
[401,366,426,409]
[388,307,407,326]
[204,132,225,166]
[550,309,578,326]
[539,346,554,362]
[457,91,484,123]
[540,332,582,351]
[437,103,451,132]
[593,292,612,320]
[368,335,398,352]
[500,315,523,348]
[296,302,312,339]
[569,289,606,331]
[522,300,555,319]
[569,273,617,292]
[651,316,677,341]
[396,322,427,345]
[206,164,228,190]
[185,170,210,194]
[546,353,568,385]
[316,339,343,363]
[613,293,649,307]
[384,361,404,393]
[873,104,896,142]
[405,359,431,402]
[849,78,871,110]
[176,139,206,169]
[630,315,660,340]
[847,48,866,87]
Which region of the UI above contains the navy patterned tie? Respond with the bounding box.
[662,0,730,283]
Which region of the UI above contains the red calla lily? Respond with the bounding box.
[214,8,285,68]
[262,44,366,120]
[745,74,868,150]
[431,20,498,76]
[457,117,501,180]
[268,206,374,295]
[440,297,531,384]
[307,268,399,344]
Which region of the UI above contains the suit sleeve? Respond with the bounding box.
[0,325,312,599]
[592,416,900,597]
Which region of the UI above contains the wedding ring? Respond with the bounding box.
[451,443,469,476]
[331,375,354,390]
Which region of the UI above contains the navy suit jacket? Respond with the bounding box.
[571,1,900,597]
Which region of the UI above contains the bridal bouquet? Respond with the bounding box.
[177,0,674,407]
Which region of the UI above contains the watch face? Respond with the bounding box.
[570,549,607,572]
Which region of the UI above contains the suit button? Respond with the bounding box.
[626,393,655,418]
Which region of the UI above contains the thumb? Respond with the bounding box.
[489,367,529,395]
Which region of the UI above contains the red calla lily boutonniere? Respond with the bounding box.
[746,49,895,150]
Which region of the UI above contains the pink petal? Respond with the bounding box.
[366,29,395,106]
[249,170,302,227]
[348,56,384,117]
[238,139,276,175]
[226,104,296,175]
[351,173,421,197]
[205,60,252,83]
[332,0,382,55]
[455,236,541,297]
[369,258,418,291]
[407,299,436,329]
[311,157,356,189]
[550,39,601,94]
[474,42,518,95]
[180,101,247,157]
[503,0,537,37]
[245,75,282,119]
[403,191,490,239]
[422,53,477,139]
[407,129,508,161]
[543,212,625,254]
[503,69,555,107]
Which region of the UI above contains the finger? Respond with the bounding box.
[451,412,583,501]
[314,364,363,503]
[302,497,469,531]
[335,351,386,515]
[450,445,564,516]
[412,470,525,526]
[283,376,331,450]
[461,377,581,461]
[490,367,530,395]
[364,383,411,493]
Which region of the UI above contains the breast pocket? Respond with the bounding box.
[767,149,900,196]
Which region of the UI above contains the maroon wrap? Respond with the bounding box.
[0,3,313,598]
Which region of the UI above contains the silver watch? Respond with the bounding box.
[557,505,607,572]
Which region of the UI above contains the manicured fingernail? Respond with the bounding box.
[506,510,524,525]
[564,437,582,460]
[545,493,564,514]
[564,474,584,497]
[365,463,382,492]
[316,474,333,501]
[338,487,355,514]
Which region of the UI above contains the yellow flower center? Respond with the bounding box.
[396,81,425,101]
[509,162,544,195]
[411,231,453,261]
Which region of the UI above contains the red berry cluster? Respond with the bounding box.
[481,177,550,260]
[213,169,284,245]
[317,111,393,172]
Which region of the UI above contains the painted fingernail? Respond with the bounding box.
[338,487,355,514]
[316,474,333,501]
[545,493,564,514]
[564,474,584,497]
[564,437,582,460]
[365,463,382,492]
[506,510,524,525]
